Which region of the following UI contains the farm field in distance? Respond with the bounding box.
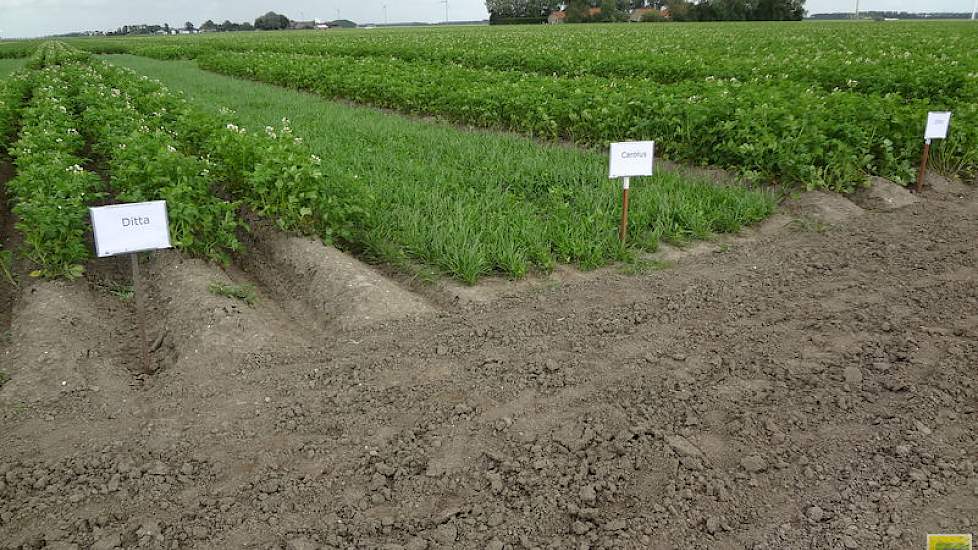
[1,19,977,550]
[62,20,978,192]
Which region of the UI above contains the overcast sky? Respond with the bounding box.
[0,0,973,39]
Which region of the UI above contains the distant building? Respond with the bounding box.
[629,7,669,21]
[289,20,317,30]
[549,8,601,23]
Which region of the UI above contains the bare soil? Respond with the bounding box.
[1,175,977,550]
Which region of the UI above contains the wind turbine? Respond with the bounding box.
[972,0,977,20]
[383,4,389,24]
[440,0,449,23]
[853,0,860,20]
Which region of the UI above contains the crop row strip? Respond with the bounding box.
[75,26,978,103]
[70,61,244,264]
[105,53,777,281]
[86,60,366,247]
[6,64,105,278]
[5,42,777,283]
[195,50,978,192]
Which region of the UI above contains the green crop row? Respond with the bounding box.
[6,67,105,278]
[86,61,367,245]
[4,43,777,283]
[70,23,978,103]
[115,54,776,283]
[0,40,39,60]
[73,63,244,264]
[196,50,978,192]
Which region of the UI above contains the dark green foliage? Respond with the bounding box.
[254,12,290,31]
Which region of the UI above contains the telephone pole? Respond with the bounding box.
[972,0,977,20]
[853,0,860,19]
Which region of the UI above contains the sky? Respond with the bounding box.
[0,0,974,38]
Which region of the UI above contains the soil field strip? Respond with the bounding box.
[105,54,774,283]
[1,177,975,548]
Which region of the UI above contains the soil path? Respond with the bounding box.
[1,181,976,550]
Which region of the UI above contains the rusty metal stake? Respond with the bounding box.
[131,252,151,375]
[619,176,630,244]
[915,138,931,193]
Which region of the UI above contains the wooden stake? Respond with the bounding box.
[619,176,630,244]
[130,252,152,375]
[915,138,931,193]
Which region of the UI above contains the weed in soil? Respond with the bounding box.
[0,248,15,287]
[108,283,133,301]
[788,216,830,233]
[620,257,670,276]
[208,281,258,306]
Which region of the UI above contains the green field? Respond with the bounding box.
[0,59,25,77]
[63,21,978,192]
[0,43,772,283]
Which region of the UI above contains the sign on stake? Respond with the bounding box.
[609,141,655,244]
[916,112,951,192]
[90,201,172,375]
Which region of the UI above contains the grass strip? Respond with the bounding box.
[108,55,775,283]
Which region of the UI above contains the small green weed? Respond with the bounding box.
[0,248,16,287]
[620,258,670,276]
[0,371,9,388]
[788,217,829,233]
[208,281,258,305]
[109,284,134,301]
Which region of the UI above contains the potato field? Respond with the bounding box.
[48,20,978,192]
[0,40,777,283]
[1,21,977,550]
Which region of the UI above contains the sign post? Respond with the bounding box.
[90,201,172,375]
[609,141,655,244]
[917,111,951,192]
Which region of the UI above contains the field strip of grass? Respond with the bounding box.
[106,55,774,283]
[0,59,26,78]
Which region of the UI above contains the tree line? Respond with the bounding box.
[108,12,298,36]
[486,0,804,23]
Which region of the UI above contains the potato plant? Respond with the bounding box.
[6,65,105,278]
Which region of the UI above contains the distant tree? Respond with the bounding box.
[565,0,592,21]
[680,0,804,20]
[753,0,805,20]
[200,19,217,32]
[254,11,290,30]
[184,21,196,32]
[594,0,626,20]
[163,23,171,34]
[485,0,558,20]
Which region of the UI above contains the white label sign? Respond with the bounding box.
[925,111,951,140]
[90,201,172,258]
[609,141,655,179]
